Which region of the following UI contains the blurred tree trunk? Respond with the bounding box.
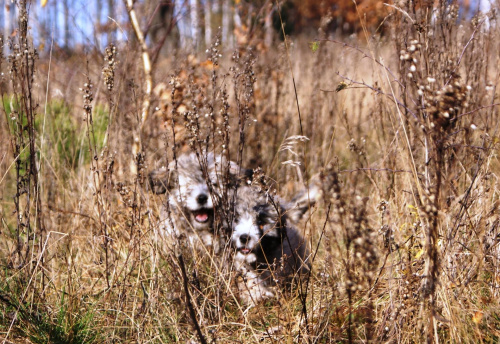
[170,1,180,50]
[3,1,10,49]
[51,0,58,44]
[264,3,274,49]
[63,0,69,48]
[196,0,202,49]
[189,0,199,49]
[204,0,212,48]
[108,0,114,43]
[148,0,180,59]
[221,0,230,45]
[0,1,4,37]
[180,0,190,48]
[96,0,102,47]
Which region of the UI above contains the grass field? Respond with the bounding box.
[1,1,500,343]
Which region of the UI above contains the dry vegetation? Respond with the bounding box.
[1,1,500,343]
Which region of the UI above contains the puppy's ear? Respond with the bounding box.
[149,168,178,194]
[228,161,254,186]
[286,182,321,223]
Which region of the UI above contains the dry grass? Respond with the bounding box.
[1,1,500,343]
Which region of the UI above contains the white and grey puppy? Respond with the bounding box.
[150,153,224,252]
[231,184,316,305]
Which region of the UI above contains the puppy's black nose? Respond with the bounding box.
[196,194,208,205]
[239,234,249,244]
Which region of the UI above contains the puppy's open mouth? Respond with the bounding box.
[192,209,212,223]
[238,247,252,255]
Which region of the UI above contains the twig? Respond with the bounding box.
[303,203,331,299]
[339,167,414,174]
[124,0,153,173]
[446,16,487,87]
[47,206,98,223]
[384,3,415,23]
[178,254,207,344]
[334,72,418,120]
[456,103,500,120]
[320,38,405,89]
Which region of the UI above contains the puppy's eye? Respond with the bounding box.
[257,216,266,230]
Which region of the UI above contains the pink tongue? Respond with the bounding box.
[196,213,209,222]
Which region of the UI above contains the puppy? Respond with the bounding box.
[231,184,316,305]
[150,152,223,252]
[150,152,251,253]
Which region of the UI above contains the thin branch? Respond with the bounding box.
[334,72,418,120]
[384,3,415,23]
[339,167,414,174]
[447,16,488,87]
[320,38,405,89]
[178,254,207,344]
[456,103,500,120]
[124,0,153,171]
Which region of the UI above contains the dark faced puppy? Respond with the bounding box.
[231,185,312,305]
